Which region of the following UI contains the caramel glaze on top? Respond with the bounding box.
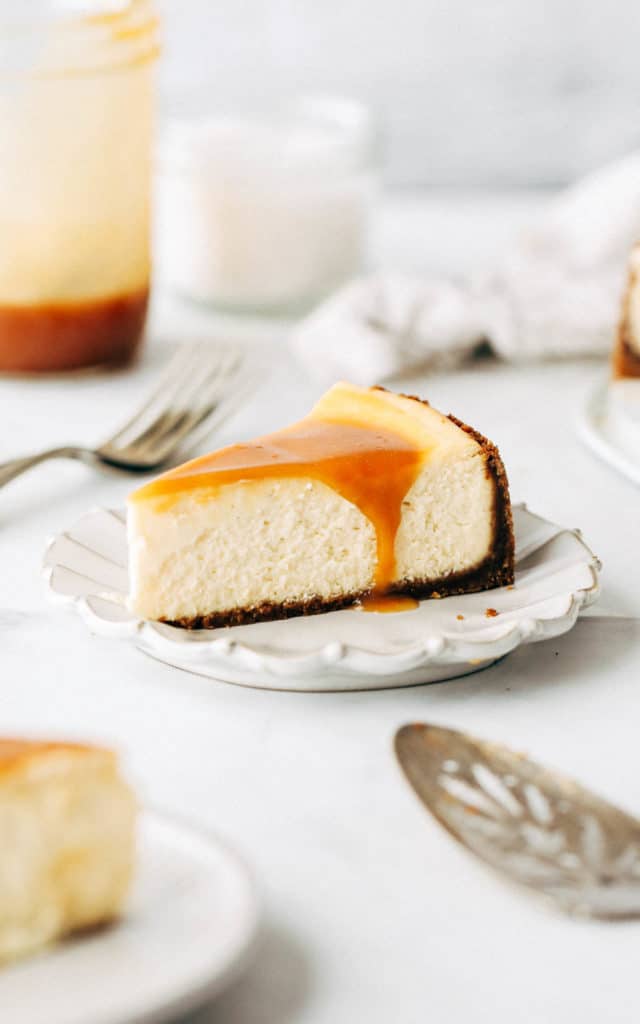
[0,740,109,779]
[133,418,429,599]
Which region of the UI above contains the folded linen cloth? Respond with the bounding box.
[291,151,640,383]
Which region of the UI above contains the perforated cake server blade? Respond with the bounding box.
[395,723,640,920]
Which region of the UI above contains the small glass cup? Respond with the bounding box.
[155,95,380,315]
[0,0,159,372]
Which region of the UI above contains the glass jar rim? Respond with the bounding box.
[0,0,159,77]
[157,95,380,180]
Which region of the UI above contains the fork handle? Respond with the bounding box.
[0,446,92,490]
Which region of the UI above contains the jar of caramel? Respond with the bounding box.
[0,1,159,372]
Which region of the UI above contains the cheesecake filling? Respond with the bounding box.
[128,382,508,624]
[132,417,427,597]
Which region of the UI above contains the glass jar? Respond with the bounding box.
[0,0,159,372]
[155,96,379,315]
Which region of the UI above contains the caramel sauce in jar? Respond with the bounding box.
[0,289,149,373]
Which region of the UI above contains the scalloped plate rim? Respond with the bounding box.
[43,503,601,690]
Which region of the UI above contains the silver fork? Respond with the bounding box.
[0,341,255,491]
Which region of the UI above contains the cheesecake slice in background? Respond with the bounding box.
[128,382,515,627]
[613,243,640,378]
[0,740,136,965]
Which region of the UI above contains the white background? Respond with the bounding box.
[158,0,640,186]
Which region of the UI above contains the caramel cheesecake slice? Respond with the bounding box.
[127,382,514,627]
[613,243,640,378]
[0,740,136,965]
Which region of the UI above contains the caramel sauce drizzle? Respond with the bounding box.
[359,594,419,613]
[134,417,428,603]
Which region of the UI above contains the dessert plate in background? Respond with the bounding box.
[0,810,259,1024]
[44,504,600,691]
[578,380,640,486]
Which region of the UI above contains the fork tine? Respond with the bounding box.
[144,366,256,459]
[97,340,259,471]
[122,349,242,455]
[118,348,247,462]
[180,367,263,451]
[168,348,242,426]
[140,367,262,463]
[111,346,212,450]
[103,341,204,448]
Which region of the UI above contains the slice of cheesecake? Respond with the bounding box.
[0,740,136,965]
[128,382,514,627]
[613,243,640,378]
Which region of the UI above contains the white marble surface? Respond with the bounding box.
[1,192,639,1024]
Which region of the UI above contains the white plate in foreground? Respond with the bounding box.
[44,504,600,691]
[578,379,640,486]
[1,811,259,1024]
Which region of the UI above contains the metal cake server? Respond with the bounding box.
[395,723,640,920]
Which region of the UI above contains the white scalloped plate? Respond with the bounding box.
[43,504,600,691]
[1,810,259,1024]
[578,379,640,486]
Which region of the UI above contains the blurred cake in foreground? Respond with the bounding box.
[613,243,640,378]
[0,740,136,965]
[128,382,514,627]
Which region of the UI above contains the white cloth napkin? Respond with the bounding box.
[292,152,640,383]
